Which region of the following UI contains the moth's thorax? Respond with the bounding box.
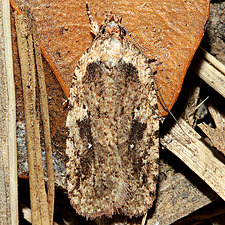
[95,36,124,68]
[91,14,124,68]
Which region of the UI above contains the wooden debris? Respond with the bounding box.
[198,92,225,156]
[198,123,225,155]
[15,7,53,225]
[199,47,225,75]
[146,148,218,225]
[190,48,225,99]
[173,200,225,225]
[0,0,18,224]
[32,14,55,224]
[208,94,225,130]
[160,115,225,202]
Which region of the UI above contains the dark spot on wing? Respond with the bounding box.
[127,119,147,177]
[130,119,147,141]
[83,62,103,84]
[76,117,94,176]
[142,174,147,184]
[117,62,139,83]
[147,136,154,148]
[120,106,124,115]
[97,106,101,118]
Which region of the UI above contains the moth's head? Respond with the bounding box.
[99,13,126,37]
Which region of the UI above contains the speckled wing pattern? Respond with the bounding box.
[66,14,159,219]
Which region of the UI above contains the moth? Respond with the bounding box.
[66,5,159,219]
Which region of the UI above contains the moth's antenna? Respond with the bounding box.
[86,2,94,26]
[153,71,192,139]
[122,27,145,56]
[86,2,99,36]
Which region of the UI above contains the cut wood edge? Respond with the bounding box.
[2,0,18,224]
[160,116,225,202]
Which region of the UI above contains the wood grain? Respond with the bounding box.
[15,9,51,225]
[0,0,18,224]
[161,115,225,202]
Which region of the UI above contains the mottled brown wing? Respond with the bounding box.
[66,36,159,219]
